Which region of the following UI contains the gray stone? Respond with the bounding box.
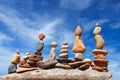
[8,64,17,74]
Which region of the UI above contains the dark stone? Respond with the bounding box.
[57,58,72,64]
[79,63,90,70]
[69,61,86,68]
[28,61,36,67]
[37,60,57,69]
[8,63,17,74]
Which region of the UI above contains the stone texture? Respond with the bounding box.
[75,25,82,36]
[37,60,57,69]
[16,68,36,73]
[69,61,86,68]
[79,63,90,70]
[75,53,83,61]
[11,53,20,64]
[48,42,57,60]
[93,23,105,49]
[92,49,107,55]
[0,68,112,80]
[72,36,86,53]
[8,64,17,74]
[58,64,72,69]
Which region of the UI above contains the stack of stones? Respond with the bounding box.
[57,41,72,69]
[69,26,91,70]
[37,41,58,69]
[92,23,108,72]
[19,51,32,68]
[28,33,45,67]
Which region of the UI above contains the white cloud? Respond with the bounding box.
[78,18,109,32]
[0,33,13,44]
[60,0,93,10]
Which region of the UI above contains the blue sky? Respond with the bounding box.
[0,0,120,79]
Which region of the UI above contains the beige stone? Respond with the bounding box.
[11,53,20,64]
[92,49,107,55]
[62,45,68,49]
[0,68,112,80]
[48,47,56,60]
[60,49,68,53]
[58,64,72,69]
[72,36,86,53]
[75,53,83,61]
[16,68,36,73]
[95,35,105,49]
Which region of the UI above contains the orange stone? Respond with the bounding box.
[75,25,82,36]
[38,33,45,40]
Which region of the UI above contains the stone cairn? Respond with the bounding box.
[8,50,20,74]
[92,23,108,72]
[8,24,110,73]
[28,33,45,67]
[69,25,92,70]
[57,41,72,69]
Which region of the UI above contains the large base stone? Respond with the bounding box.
[0,68,112,80]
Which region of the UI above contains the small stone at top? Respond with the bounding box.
[75,25,82,36]
[96,23,100,27]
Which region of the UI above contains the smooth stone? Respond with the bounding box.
[37,60,57,69]
[75,25,82,36]
[62,45,68,49]
[92,66,104,72]
[79,63,90,70]
[58,64,72,69]
[29,55,43,62]
[38,33,45,40]
[92,49,107,55]
[75,53,83,61]
[11,53,20,64]
[94,59,108,67]
[8,64,17,74]
[93,26,101,35]
[51,41,57,47]
[37,40,44,52]
[83,58,92,64]
[19,64,33,68]
[69,61,86,68]
[59,53,68,58]
[95,35,105,49]
[48,47,56,60]
[60,49,68,53]
[16,68,36,73]
[57,58,72,64]
[94,54,105,59]
[72,36,86,53]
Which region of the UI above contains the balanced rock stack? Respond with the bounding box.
[92,23,108,72]
[28,33,45,67]
[57,41,72,69]
[37,41,58,69]
[58,41,71,64]
[69,26,91,70]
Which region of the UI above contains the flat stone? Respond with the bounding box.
[58,64,72,69]
[57,58,72,64]
[37,60,57,69]
[69,61,86,68]
[16,68,36,73]
[60,49,68,53]
[92,49,107,55]
[79,63,90,70]
[0,68,112,80]
[59,53,68,58]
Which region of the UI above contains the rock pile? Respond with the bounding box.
[92,23,108,72]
